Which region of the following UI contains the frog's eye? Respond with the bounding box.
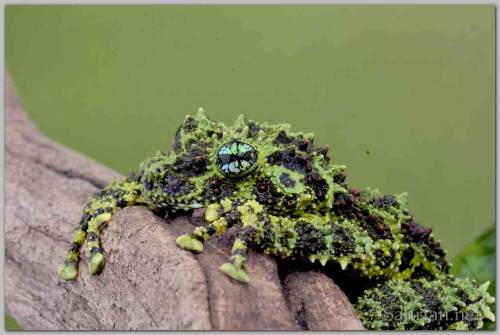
[216,140,258,178]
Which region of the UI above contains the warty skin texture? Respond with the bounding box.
[57,109,495,330]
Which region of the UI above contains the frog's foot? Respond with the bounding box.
[88,252,105,275]
[175,202,237,253]
[174,200,262,284]
[57,223,87,281]
[86,212,107,276]
[57,261,78,281]
[176,234,204,253]
[220,262,250,283]
[220,227,253,284]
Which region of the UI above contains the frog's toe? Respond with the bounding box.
[176,234,204,253]
[57,262,78,281]
[88,252,105,275]
[220,262,250,284]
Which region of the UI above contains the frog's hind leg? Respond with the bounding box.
[57,178,143,280]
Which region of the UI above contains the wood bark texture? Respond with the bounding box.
[4,76,364,330]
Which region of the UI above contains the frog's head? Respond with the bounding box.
[141,108,347,213]
[210,112,348,214]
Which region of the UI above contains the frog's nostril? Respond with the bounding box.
[216,140,258,178]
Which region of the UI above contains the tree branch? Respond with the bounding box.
[4,75,363,330]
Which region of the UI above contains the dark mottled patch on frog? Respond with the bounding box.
[362,214,392,241]
[255,178,282,206]
[90,187,132,208]
[293,135,315,153]
[294,221,326,256]
[254,177,298,211]
[333,172,348,188]
[401,220,432,244]
[331,225,355,256]
[426,281,478,329]
[375,249,395,268]
[182,116,198,131]
[424,239,449,272]
[282,197,298,210]
[332,192,392,241]
[401,219,449,272]
[205,225,216,235]
[143,180,153,191]
[184,138,198,150]
[371,195,398,209]
[313,145,330,163]
[274,130,293,145]
[399,248,415,271]
[410,282,448,329]
[267,148,313,174]
[279,173,296,188]
[305,171,329,200]
[254,217,274,251]
[455,287,474,305]
[247,121,262,139]
[79,214,90,230]
[162,173,194,196]
[225,209,241,226]
[238,227,257,245]
[206,127,223,140]
[410,265,435,280]
[174,152,208,177]
[378,284,403,330]
[202,177,237,201]
[277,229,297,252]
[86,232,97,242]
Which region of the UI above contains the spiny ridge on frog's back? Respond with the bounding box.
[138,108,347,213]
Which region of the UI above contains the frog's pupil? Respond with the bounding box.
[217,141,258,178]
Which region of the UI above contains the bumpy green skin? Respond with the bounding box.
[57,109,495,330]
[355,277,495,330]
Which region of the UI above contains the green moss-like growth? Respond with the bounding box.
[355,276,495,330]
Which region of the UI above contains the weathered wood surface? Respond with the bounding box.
[4,76,364,330]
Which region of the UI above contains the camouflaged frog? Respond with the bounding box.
[57,109,495,330]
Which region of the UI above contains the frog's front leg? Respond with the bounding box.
[177,223,253,283]
[175,199,238,252]
[176,199,265,283]
[57,178,143,280]
[220,228,254,283]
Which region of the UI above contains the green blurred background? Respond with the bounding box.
[5,5,495,330]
